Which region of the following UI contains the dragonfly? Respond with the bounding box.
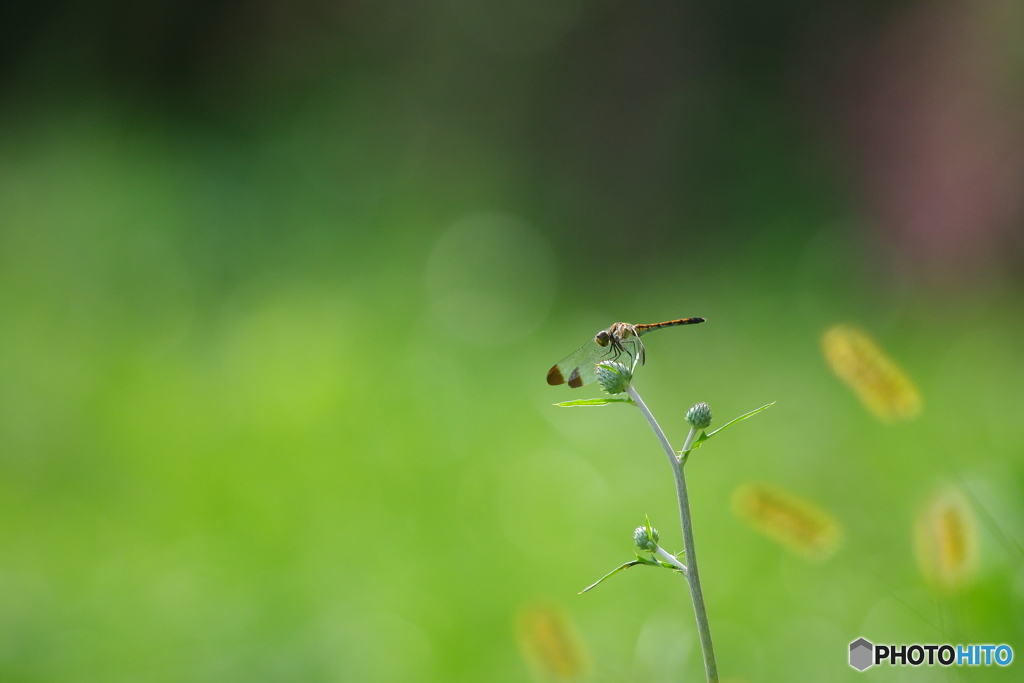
[547,318,705,388]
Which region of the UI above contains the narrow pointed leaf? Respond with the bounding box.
[555,397,635,407]
[705,401,775,438]
[633,553,661,566]
[578,560,646,593]
[681,402,775,455]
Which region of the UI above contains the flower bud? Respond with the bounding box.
[633,525,659,551]
[686,402,712,430]
[595,361,631,394]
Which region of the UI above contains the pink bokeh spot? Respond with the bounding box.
[845,0,1024,273]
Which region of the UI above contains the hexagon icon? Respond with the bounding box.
[849,638,874,671]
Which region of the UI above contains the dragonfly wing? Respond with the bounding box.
[547,336,643,388]
[546,339,612,388]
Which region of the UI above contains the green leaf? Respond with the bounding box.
[681,402,775,455]
[578,552,671,593]
[578,560,646,593]
[554,397,635,407]
[705,401,775,437]
[633,553,661,567]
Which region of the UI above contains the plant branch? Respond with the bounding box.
[625,383,719,683]
[654,546,688,575]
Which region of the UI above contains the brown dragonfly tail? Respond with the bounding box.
[635,317,706,334]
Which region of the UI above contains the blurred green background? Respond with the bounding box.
[2,1,1023,680]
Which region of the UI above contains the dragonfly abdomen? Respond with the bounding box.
[635,317,705,335]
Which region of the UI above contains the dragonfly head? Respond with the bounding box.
[595,329,611,347]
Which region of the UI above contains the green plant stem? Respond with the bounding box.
[626,384,718,683]
[680,425,699,463]
[654,545,688,574]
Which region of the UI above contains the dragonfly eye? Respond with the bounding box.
[595,330,610,346]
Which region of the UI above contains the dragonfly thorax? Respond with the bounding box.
[609,322,638,340]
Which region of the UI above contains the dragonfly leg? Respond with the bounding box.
[609,338,624,360]
[616,339,644,368]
